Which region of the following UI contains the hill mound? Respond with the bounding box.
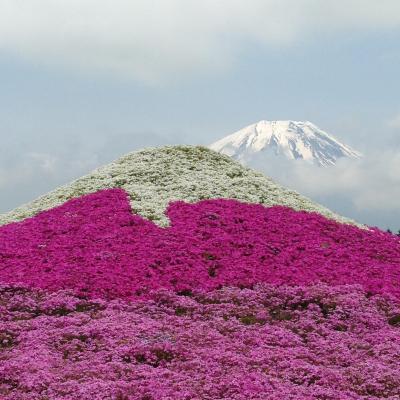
[0,146,357,227]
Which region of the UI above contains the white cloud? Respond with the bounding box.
[0,0,400,83]
[0,149,101,212]
[349,152,400,211]
[388,113,400,129]
[297,153,400,212]
[0,152,57,189]
[248,150,400,229]
[27,152,58,173]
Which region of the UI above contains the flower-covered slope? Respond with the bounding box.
[1,186,400,399]
[0,188,398,301]
[0,146,359,227]
[1,283,400,400]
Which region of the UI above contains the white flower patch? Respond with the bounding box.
[0,146,361,227]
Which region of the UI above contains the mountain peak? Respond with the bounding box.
[209,120,362,167]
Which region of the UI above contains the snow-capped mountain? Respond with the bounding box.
[209,120,362,167]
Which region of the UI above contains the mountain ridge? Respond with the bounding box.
[209,120,362,167]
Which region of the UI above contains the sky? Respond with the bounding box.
[0,0,399,230]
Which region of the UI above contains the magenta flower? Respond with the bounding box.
[0,188,399,301]
[0,283,399,399]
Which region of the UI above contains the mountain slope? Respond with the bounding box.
[1,187,398,300]
[0,145,358,227]
[209,120,362,167]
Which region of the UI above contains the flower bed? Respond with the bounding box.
[0,188,398,301]
[1,186,400,399]
[1,283,399,399]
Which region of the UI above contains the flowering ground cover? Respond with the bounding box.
[1,187,400,399]
[0,188,398,301]
[1,283,400,399]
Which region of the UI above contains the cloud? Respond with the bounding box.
[292,154,400,212]
[247,149,400,229]
[0,0,400,84]
[388,113,400,129]
[0,152,57,187]
[27,152,58,173]
[0,149,99,213]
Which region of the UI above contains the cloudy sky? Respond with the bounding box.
[0,0,399,230]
